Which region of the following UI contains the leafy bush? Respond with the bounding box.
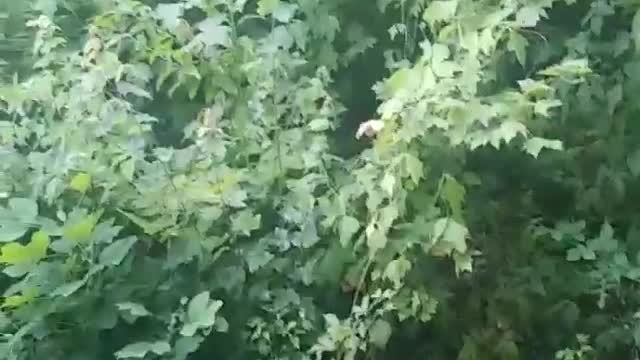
[1,0,640,359]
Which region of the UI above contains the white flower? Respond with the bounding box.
[355,119,384,139]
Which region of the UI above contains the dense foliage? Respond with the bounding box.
[2,0,640,359]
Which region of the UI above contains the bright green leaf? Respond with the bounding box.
[69,172,91,193]
[63,214,98,242]
[0,231,49,265]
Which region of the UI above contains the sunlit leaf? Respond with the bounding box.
[423,0,458,25]
[524,137,563,158]
[2,289,37,309]
[181,291,224,336]
[63,214,98,243]
[0,231,49,265]
[257,0,280,16]
[430,218,468,256]
[115,341,171,359]
[69,172,91,193]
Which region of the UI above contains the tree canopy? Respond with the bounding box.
[1,0,640,359]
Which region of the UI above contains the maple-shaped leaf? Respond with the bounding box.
[423,0,458,26]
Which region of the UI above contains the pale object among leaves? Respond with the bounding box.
[356,119,384,139]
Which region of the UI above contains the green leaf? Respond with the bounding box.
[566,245,596,261]
[339,216,360,247]
[423,0,458,25]
[515,6,543,27]
[156,3,184,31]
[383,257,411,287]
[493,121,527,146]
[9,198,38,223]
[441,175,465,220]
[453,251,473,275]
[534,99,562,117]
[507,31,528,67]
[116,82,152,99]
[51,265,102,297]
[386,68,410,94]
[173,336,203,360]
[403,154,424,184]
[0,221,29,242]
[196,17,231,47]
[69,172,91,193]
[257,0,280,16]
[367,229,387,252]
[430,218,468,256]
[187,292,211,321]
[246,245,274,273]
[118,209,168,235]
[120,158,135,181]
[34,0,59,17]
[539,58,590,77]
[117,302,151,318]
[0,231,49,265]
[309,118,330,132]
[181,291,224,337]
[51,279,87,297]
[231,210,261,236]
[115,341,171,359]
[99,236,137,266]
[381,173,395,196]
[369,319,392,348]
[273,3,297,23]
[2,289,37,309]
[524,137,563,158]
[63,214,98,242]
